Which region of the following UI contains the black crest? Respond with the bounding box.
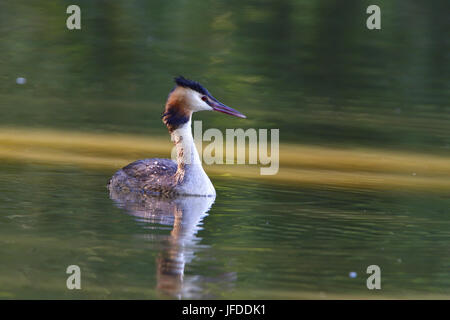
[174,76,209,96]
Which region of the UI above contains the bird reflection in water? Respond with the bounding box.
[109,189,236,298]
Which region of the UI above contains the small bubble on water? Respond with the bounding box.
[349,271,357,278]
[16,77,26,85]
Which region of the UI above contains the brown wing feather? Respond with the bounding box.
[108,158,178,196]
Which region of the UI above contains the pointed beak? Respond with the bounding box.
[210,100,247,119]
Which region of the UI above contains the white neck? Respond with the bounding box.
[171,118,216,196]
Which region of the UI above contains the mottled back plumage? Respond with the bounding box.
[108,158,179,197]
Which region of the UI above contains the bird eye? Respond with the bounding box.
[201,96,208,102]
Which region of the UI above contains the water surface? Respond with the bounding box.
[1,163,449,299]
[0,0,449,299]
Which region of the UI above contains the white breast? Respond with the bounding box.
[172,119,216,196]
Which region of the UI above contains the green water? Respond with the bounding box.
[0,163,450,299]
[1,0,449,152]
[0,0,449,299]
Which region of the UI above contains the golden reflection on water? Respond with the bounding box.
[1,127,450,193]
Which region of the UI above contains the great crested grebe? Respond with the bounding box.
[108,76,246,197]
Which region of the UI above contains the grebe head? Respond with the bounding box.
[162,76,246,132]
